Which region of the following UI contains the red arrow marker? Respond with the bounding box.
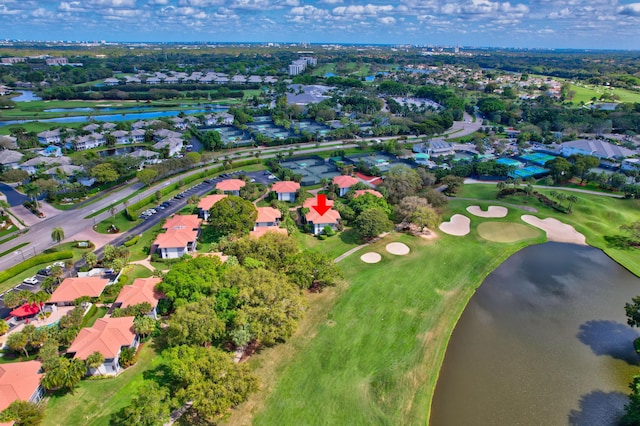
[312,194,331,216]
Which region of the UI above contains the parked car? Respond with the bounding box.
[23,276,39,285]
[52,261,65,268]
[37,268,50,276]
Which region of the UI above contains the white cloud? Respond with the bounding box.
[618,3,640,16]
[87,0,137,7]
[227,0,272,10]
[147,0,169,4]
[332,4,394,16]
[178,0,224,6]
[378,16,395,24]
[318,0,343,3]
[58,2,87,12]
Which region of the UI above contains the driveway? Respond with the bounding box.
[0,182,29,207]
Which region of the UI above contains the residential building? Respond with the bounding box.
[332,175,359,196]
[153,129,182,141]
[104,78,120,86]
[102,123,117,131]
[0,150,24,169]
[303,196,341,235]
[0,361,44,414]
[83,123,100,133]
[146,77,161,84]
[48,277,110,306]
[114,277,164,320]
[197,194,227,221]
[353,189,383,198]
[271,180,300,201]
[1,57,26,64]
[67,317,138,376]
[0,135,18,149]
[130,129,146,142]
[111,130,131,144]
[622,158,640,172]
[19,156,71,175]
[152,214,201,259]
[74,133,106,151]
[37,129,61,145]
[216,179,246,196]
[45,164,83,183]
[153,137,183,157]
[45,57,68,66]
[254,207,281,228]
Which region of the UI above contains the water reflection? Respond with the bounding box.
[577,320,640,365]
[567,390,627,426]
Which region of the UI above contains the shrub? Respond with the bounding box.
[0,251,73,283]
[119,347,138,368]
[317,234,328,240]
[123,236,140,247]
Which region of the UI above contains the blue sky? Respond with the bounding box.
[1,0,640,49]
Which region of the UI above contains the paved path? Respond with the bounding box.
[333,232,389,263]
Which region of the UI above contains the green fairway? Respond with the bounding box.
[42,342,162,426]
[567,82,640,105]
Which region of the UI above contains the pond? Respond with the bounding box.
[97,146,137,157]
[431,242,640,426]
[11,90,42,102]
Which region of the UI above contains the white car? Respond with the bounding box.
[23,276,39,285]
[53,261,65,268]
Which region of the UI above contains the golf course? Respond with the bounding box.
[225,183,640,425]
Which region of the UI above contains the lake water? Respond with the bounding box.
[11,90,42,102]
[431,242,640,426]
[0,106,229,127]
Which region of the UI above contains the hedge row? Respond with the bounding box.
[0,250,73,284]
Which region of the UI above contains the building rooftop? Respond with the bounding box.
[354,189,383,198]
[154,229,198,249]
[0,361,43,413]
[49,277,110,303]
[332,175,359,189]
[256,207,282,223]
[162,214,201,231]
[197,194,227,211]
[216,179,246,192]
[114,277,163,309]
[68,317,135,360]
[271,180,300,193]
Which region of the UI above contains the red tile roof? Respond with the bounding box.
[0,361,43,413]
[355,172,383,186]
[197,194,227,211]
[354,189,383,198]
[305,208,341,225]
[303,195,341,224]
[302,196,334,209]
[49,277,109,304]
[255,207,281,224]
[115,278,163,309]
[216,179,246,192]
[154,229,198,249]
[271,181,300,193]
[250,226,288,239]
[332,175,358,188]
[162,214,201,231]
[68,317,135,360]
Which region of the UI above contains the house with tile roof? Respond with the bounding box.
[114,277,164,320]
[197,194,227,221]
[303,196,341,235]
[332,175,359,196]
[216,179,246,196]
[0,361,44,415]
[152,215,201,259]
[67,317,138,376]
[48,277,110,306]
[250,207,286,238]
[354,189,383,198]
[271,180,300,202]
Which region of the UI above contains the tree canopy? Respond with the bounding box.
[208,196,257,237]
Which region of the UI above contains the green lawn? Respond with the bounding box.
[566,82,640,105]
[121,264,153,284]
[127,224,162,262]
[80,306,108,328]
[293,227,363,260]
[42,342,162,426]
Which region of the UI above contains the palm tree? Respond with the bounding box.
[567,195,579,213]
[51,227,64,245]
[23,183,41,210]
[85,351,105,376]
[497,181,507,192]
[109,206,117,228]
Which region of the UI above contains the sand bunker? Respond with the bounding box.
[466,205,508,218]
[439,214,471,236]
[385,242,410,255]
[360,252,382,263]
[521,215,586,245]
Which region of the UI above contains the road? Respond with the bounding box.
[0,114,485,272]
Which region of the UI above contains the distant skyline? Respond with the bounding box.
[1,0,640,50]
